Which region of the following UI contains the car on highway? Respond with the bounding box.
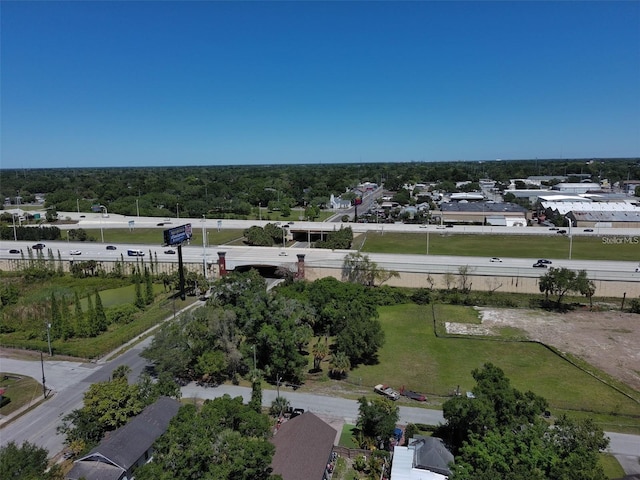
[537,259,552,264]
[584,228,594,232]
[32,243,45,250]
[106,245,117,250]
[374,384,400,401]
[279,251,288,256]
[9,249,20,254]
[489,257,502,262]
[557,229,567,234]
[419,224,428,228]
[533,262,548,268]
[164,249,176,254]
[549,227,559,231]
[69,250,82,255]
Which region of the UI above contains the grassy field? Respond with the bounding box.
[0,373,44,417]
[349,304,640,432]
[359,231,639,261]
[69,228,246,246]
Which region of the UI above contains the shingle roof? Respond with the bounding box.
[270,412,337,480]
[68,397,180,480]
[411,436,454,476]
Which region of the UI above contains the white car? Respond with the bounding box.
[374,384,400,401]
[490,257,502,262]
[69,250,82,255]
[279,251,288,256]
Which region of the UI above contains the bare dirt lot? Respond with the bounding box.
[446,307,640,393]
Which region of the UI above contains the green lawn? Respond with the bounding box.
[0,373,44,416]
[360,232,639,261]
[69,228,246,246]
[349,304,640,430]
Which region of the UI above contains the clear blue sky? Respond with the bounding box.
[1,1,639,168]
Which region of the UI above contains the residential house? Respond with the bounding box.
[66,396,180,480]
[391,436,454,480]
[270,412,337,480]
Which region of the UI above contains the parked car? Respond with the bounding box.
[164,249,176,254]
[400,388,427,402]
[533,262,548,268]
[32,243,45,250]
[374,384,400,401]
[489,257,502,262]
[9,249,20,254]
[69,250,82,255]
[106,245,117,250]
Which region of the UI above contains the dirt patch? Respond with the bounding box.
[446,307,640,392]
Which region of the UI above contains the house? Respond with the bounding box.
[66,396,181,480]
[270,412,337,480]
[390,436,454,480]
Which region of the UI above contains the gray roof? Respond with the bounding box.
[440,202,527,213]
[68,397,180,480]
[66,461,124,480]
[270,412,337,480]
[410,436,454,476]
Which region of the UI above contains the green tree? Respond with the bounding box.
[73,291,89,337]
[58,377,144,450]
[94,290,108,333]
[135,396,276,480]
[50,293,62,340]
[311,337,329,371]
[539,267,594,309]
[144,267,154,305]
[440,363,547,453]
[342,252,399,287]
[86,294,97,337]
[355,396,399,450]
[335,312,384,367]
[59,295,73,340]
[329,351,351,379]
[134,272,145,309]
[0,440,63,480]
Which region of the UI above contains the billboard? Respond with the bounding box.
[163,223,192,246]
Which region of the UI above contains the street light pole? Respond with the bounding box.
[176,203,179,219]
[202,215,207,279]
[46,323,52,357]
[565,216,573,260]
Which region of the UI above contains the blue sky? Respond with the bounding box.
[1,1,639,168]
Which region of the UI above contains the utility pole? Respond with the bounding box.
[40,352,47,399]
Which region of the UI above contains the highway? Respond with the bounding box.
[1,237,638,284]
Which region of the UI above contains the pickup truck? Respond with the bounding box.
[374,384,400,401]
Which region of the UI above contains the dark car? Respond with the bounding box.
[9,249,20,254]
[584,228,594,232]
[32,243,45,250]
[533,262,547,268]
[401,389,427,402]
[164,249,176,254]
[549,227,559,231]
[106,245,117,250]
[557,229,567,234]
[537,259,552,264]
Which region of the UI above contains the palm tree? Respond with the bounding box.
[311,337,329,371]
[329,351,351,379]
[270,396,290,418]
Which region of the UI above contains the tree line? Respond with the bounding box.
[2,159,638,219]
